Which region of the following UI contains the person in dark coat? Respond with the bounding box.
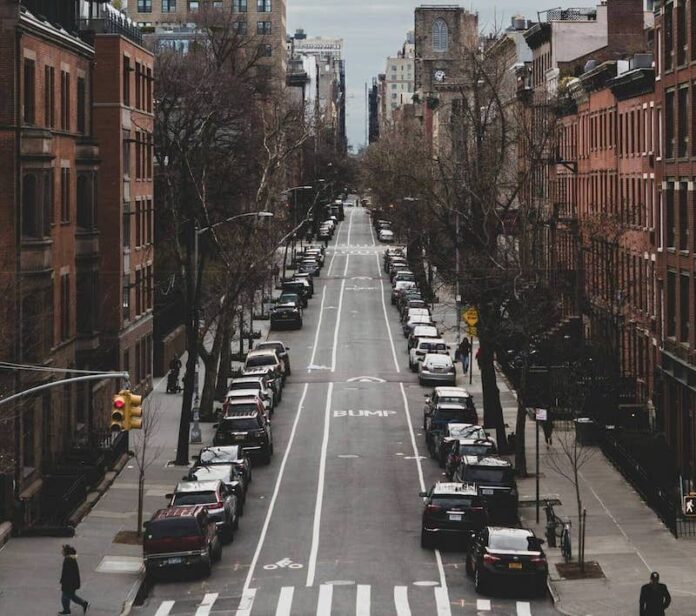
[59,545,88,614]
[542,413,554,447]
[458,338,471,373]
[640,571,671,616]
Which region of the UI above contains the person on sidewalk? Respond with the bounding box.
[639,571,671,616]
[542,413,554,447]
[458,337,471,373]
[58,545,88,615]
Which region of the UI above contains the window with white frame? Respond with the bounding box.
[432,18,448,53]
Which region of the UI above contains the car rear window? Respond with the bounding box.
[448,425,479,438]
[229,382,261,392]
[461,467,513,484]
[460,444,495,456]
[219,417,260,431]
[432,496,479,508]
[172,491,217,506]
[435,409,467,422]
[199,450,235,464]
[421,342,447,352]
[489,533,534,551]
[147,518,201,539]
[246,355,275,367]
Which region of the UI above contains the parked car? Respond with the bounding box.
[143,506,222,579]
[401,307,431,325]
[454,456,518,524]
[419,353,456,386]
[378,229,395,243]
[431,421,488,467]
[271,303,303,330]
[445,437,497,479]
[254,340,291,376]
[299,258,321,277]
[281,281,309,307]
[420,482,488,548]
[223,390,270,417]
[400,298,428,319]
[391,280,417,305]
[393,270,416,286]
[275,293,303,312]
[466,527,547,596]
[166,480,238,542]
[404,314,433,338]
[242,365,282,403]
[195,445,252,488]
[423,387,478,427]
[293,272,314,296]
[408,325,440,352]
[212,409,273,464]
[227,377,275,413]
[245,348,286,383]
[409,338,449,371]
[186,464,245,517]
[424,406,481,452]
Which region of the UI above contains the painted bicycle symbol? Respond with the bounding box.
[263,557,304,570]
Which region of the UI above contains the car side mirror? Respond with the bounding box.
[165,493,173,499]
[418,491,427,497]
[182,475,190,480]
[192,454,200,460]
[213,423,219,428]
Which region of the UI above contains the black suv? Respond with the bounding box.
[143,506,222,579]
[281,281,309,307]
[445,437,497,480]
[454,455,518,523]
[432,423,488,467]
[424,406,478,453]
[213,410,273,464]
[419,482,488,549]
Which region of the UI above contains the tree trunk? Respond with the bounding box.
[478,345,507,451]
[215,322,233,401]
[176,317,196,465]
[199,311,228,419]
[515,361,529,476]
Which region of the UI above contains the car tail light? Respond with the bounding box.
[469,506,485,512]
[206,503,225,514]
[531,557,547,568]
[426,504,443,513]
[483,553,501,564]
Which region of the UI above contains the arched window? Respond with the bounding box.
[432,19,449,53]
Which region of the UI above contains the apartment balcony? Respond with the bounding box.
[20,127,54,161]
[75,137,100,165]
[75,227,100,261]
[20,237,53,274]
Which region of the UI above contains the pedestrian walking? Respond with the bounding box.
[58,545,88,614]
[458,337,471,373]
[640,571,671,616]
[541,413,554,447]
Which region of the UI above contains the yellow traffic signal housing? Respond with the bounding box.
[111,394,127,432]
[126,392,143,430]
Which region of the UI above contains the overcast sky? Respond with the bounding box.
[287,0,543,151]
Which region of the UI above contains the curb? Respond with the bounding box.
[68,452,130,527]
[0,521,12,546]
[120,569,148,616]
[546,577,583,616]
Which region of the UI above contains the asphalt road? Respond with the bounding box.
[135,206,557,616]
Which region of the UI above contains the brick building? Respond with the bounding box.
[0,0,154,528]
[653,0,696,483]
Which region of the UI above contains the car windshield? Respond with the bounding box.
[447,425,479,438]
[147,519,201,540]
[199,450,236,464]
[219,417,259,431]
[246,355,275,367]
[422,342,447,352]
[461,467,513,484]
[432,496,478,508]
[229,382,261,392]
[434,410,467,422]
[461,444,495,456]
[172,491,217,506]
[489,533,536,552]
[278,295,298,303]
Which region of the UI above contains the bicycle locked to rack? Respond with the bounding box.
[544,501,572,563]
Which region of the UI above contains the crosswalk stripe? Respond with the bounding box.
[195,593,218,616]
[476,598,491,611]
[317,584,333,616]
[434,586,452,616]
[235,588,256,616]
[153,601,175,616]
[516,602,532,616]
[394,586,412,616]
[356,584,370,616]
[274,586,294,616]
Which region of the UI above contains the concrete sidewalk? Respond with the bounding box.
[429,277,695,615]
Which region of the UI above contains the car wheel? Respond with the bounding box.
[420,529,434,549]
[247,469,252,483]
[465,556,474,578]
[213,538,223,561]
[418,377,424,386]
[438,454,446,469]
[222,525,234,544]
[409,361,416,372]
[201,552,213,577]
[261,450,272,465]
[237,501,244,517]
[474,567,488,594]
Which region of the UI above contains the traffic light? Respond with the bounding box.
[111,393,127,432]
[126,392,143,430]
[111,390,143,431]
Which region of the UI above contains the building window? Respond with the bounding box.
[233,0,247,11]
[162,0,176,11]
[22,287,52,362]
[123,208,131,249]
[60,168,70,222]
[122,274,131,322]
[233,19,247,34]
[146,67,152,113]
[432,19,448,53]
[60,272,70,341]
[257,0,271,11]
[76,172,96,229]
[77,77,86,134]
[680,274,690,342]
[679,180,689,250]
[213,1,223,7]
[677,0,687,66]
[692,0,696,62]
[23,59,35,124]
[135,131,142,179]
[44,66,55,128]
[666,183,676,248]
[665,89,675,158]
[122,129,131,178]
[135,200,142,247]
[135,62,141,110]
[257,20,272,35]
[146,198,153,244]
[123,56,131,106]
[137,0,152,11]
[76,271,98,335]
[258,44,272,57]
[678,86,688,157]
[664,2,674,71]
[60,70,70,131]
[188,0,199,10]
[22,173,39,237]
[135,269,142,316]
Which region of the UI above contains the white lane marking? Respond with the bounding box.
[356,584,371,616]
[307,285,328,372]
[235,589,256,616]
[306,382,334,587]
[275,586,294,616]
[368,215,376,246]
[330,255,350,372]
[154,601,175,616]
[317,584,333,616]
[394,586,412,616]
[374,253,400,373]
[434,586,452,616]
[326,213,348,275]
[345,207,355,246]
[516,602,532,616]
[476,598,491,611]
[237,383,310,605]
[195,593,218,616]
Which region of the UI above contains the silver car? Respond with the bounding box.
[419,353,456,386]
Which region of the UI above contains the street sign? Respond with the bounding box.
[463,307,479,326]
[467,325,477,337]
[684,495,696,516]
[535,408,548,422]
